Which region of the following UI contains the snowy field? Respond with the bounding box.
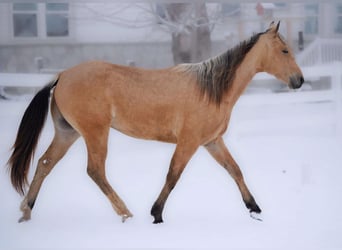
[1,93,342,249]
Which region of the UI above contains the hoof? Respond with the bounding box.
[248,204,261,214]
[18,214,31,223]
[151,203,164,224]
[121,213,133,223]
[18,208,31,223]
[18,198,31,223]
[153,217,164,224]
[250,211,263,221]
[245,199,262,214]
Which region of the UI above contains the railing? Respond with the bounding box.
[297,38,342,67]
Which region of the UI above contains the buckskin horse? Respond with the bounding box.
[8,21,304,223]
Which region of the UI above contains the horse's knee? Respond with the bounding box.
[87,165,110,193]
[87,166,100,180]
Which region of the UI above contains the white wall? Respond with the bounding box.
[71,3,170,43]
[1,2,340,46]
[0,3,171,45]
[0,4,12,44]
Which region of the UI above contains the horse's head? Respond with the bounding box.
[259,21,304,89]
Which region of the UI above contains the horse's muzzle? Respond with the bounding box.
[289,74,304,89]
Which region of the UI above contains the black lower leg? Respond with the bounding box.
[244,196,261,213]
[150,144,196,224]
[151,202,164,224]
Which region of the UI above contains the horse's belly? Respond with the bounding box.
[111,116,178,143]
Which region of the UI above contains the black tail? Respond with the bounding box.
[8,78,58,195]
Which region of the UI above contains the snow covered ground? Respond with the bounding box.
[1,94,342,249]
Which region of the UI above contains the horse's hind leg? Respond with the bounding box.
[19,98,79,222]
[83,128,133,222]
[19,123,79,222]
[205,137,261,215]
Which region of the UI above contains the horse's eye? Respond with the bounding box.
[282,49,289,54]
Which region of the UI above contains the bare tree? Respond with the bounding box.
[74,2,216,65]
[160,3,212,64]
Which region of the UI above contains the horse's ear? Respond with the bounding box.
[276,21,280,32]
[268,21,280,34]
[269,21,275,29]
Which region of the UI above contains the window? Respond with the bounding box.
[12,3,69,39]
[13,3,38,37]
[335,4,342,34]
[304,4,319,35]
[46,3,69,37]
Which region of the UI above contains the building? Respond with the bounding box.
[0,1,341,73]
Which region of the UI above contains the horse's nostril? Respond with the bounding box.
[290,75,304,89]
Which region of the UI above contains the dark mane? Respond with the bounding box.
[181,32,265,105]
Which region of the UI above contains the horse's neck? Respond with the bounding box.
[224,46,263,107]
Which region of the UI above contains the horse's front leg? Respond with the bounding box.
[151,142,198,224]
[205,137,261,217]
